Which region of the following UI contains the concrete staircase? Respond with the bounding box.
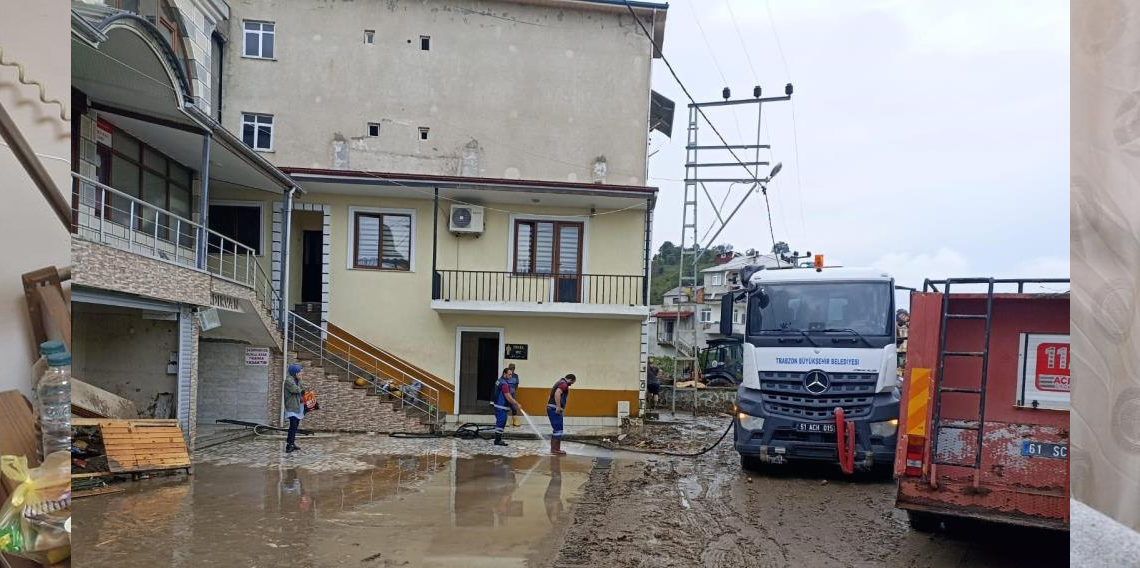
[287,350,435,433]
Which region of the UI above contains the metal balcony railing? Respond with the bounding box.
[71,172,281,322]
[433,270,646,306]
[287,312,443,427]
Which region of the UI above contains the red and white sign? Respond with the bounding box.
[1034,343,1070,392]
[95,118,113,146]
[1017,334,1070,410]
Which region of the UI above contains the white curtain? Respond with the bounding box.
[1072,0,1140,531]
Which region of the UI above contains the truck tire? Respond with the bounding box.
[740,454,763,472]
[906,510,943,533]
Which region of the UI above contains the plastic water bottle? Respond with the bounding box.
[37,351,72,458]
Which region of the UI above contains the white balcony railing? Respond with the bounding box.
[71,173,281,322]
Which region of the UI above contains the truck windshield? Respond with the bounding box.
[751,281,892,336]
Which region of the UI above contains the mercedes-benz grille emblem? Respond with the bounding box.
[804,370,830,395]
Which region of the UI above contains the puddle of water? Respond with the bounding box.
[74,452,594,567]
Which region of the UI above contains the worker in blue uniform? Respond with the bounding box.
[507,363,521,428]
[493,367,522,446]
[546,373,576,455]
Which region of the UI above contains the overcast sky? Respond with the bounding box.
[645,1,1069,294]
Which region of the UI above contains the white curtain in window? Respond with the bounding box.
[1072,1,1140,533]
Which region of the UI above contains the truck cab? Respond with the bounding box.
[727,265,899,472]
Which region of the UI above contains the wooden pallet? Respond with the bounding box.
[72,418,191,475]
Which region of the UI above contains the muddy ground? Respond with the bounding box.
[71,421,1068,567]
[552,417,1069,568]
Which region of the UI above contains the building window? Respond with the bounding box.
[700,309,712,323]
[733,311,745,325]
[241,113,274,151]
[208,203,263,255]
[352,210,413,271]
[420,35,430,50]
[513,220,582,275]
[243,20,275,59]
[101,126,192,240]
[368,122,381,137]
[418,127,430,140]
[364,30,375,44]
[710,273,723,286]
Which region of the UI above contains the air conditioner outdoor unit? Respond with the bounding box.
[198,307,221,332]
[449,204,485,235]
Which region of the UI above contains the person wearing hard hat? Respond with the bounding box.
[283,363,306,454]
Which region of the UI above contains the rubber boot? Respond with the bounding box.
[494,434,508,446]
[512,415,520,428]
[552,438,567,456]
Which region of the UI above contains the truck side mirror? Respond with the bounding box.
[719,293,735,336]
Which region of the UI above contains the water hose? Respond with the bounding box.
[390,420,735,459]
[835,407,856,474]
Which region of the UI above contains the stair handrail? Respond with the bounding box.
[325,322,454,398]
[287,312,443,425]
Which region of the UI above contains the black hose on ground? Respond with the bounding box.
[566,419,734,458]
[389,420,735,458]
[389,422,496,440]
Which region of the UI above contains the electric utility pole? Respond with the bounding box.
[672,84,792,417]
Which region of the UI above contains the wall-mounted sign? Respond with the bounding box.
[1016,333,1070,410]
[505,344,528,360]
[246,347,271,366]
[96,118,113,146]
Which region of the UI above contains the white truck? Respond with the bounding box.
[724,261,899,473]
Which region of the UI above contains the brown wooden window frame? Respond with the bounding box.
[353,211,413,271]
[98,126,193,242]
[512,219,583,276]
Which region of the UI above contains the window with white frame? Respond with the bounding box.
[351,208,414,271]
[364,30,375,44]
[710,273,723,286]
[700,309,712,323]
[513,219,582,275]
[367,122,381,137]
[243,20,275,59]
[241,113,274,151]
[733,310,745,325]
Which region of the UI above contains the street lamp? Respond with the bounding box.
[767,162,783,182]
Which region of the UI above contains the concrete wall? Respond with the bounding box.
[72,304,180,416]
[0,1,71,396]
[222,0,655,185]
[196,340,270,425]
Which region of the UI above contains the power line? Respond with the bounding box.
[685,0,748,143]
[764,0,808,236]
[723,0,759,83]
[622,1,770,189]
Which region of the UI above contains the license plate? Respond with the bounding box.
[795,422,836,433]
[1021,441,1067,459]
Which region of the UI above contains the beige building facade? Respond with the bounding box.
[218,0,668,423]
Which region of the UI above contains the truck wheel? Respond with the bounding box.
[906,510,943,533]
[740,455,763,472]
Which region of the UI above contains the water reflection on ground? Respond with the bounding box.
[74,438,594,568]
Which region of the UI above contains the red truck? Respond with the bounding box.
[894,278,1070,531]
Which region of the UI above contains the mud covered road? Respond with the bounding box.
[552,418,1069,568]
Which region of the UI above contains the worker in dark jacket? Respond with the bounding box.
[546,374,576,455]
[493,368,521,446]
[507,363,521,428]
[283,363,306,454]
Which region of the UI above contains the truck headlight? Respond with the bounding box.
[737,412,765,431]
[870,419,898,437]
